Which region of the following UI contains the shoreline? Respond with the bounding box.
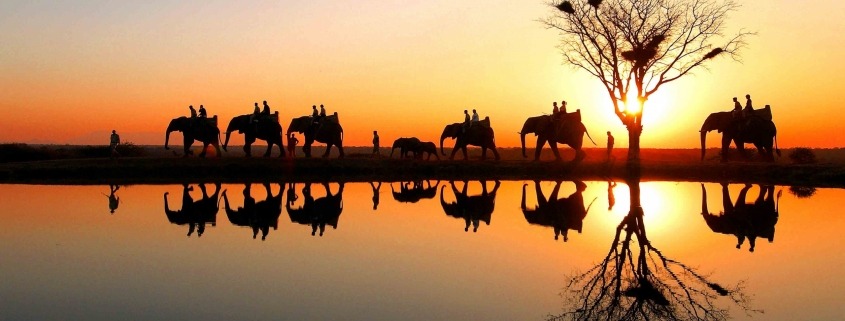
[1,156,842,187]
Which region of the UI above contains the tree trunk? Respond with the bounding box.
[627,125,642,163]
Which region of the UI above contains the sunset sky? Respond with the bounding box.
[1,0,843,148]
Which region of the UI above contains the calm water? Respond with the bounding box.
[1,181,843,321]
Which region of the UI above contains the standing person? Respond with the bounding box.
[109,130,121,158]
[372,130,380,157]
[606,131,614,162]
[262,100,271,116]
[198,105,207,118]
[287,133,298,157]
[189,105,197,118]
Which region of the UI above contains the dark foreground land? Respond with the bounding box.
[1,145,843,187]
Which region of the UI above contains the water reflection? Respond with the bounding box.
[521,181,591,242]
[701,183,781,253]
[106,184,120,214]
[286,182,344,236]
[163,183,221,237]
[607,180,617,211]
[391,180,439,203]
[551,176,757,320]
[440,180,499,232]
[222,183,284,241]
[370,181,382,210]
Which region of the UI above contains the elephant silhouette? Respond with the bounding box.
[222,183,284,240]
[439,118,500,160]
[440,180,500,232]
[391,180,439,203]
[286,182,344,236]
[701,183,780,252]
[521,181,591,242]
[416,141,440,160]
[390,137,421,159]
[519,110,595,161]
[165,116,222,157]
[164,183,221,237]
[222,112,285,157]
[700,105,780,162]
[287,114,344,158]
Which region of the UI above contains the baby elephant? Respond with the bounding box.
[415,141,439,160]
[390,137,421,159]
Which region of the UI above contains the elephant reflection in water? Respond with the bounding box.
[551,176,757,320]
[440,180,499,232]
[222,183,284,241]
[702,183,781,252]
[391,180,439,203]
[286,182,344,236]
[521,181,592,242]
[105,184,120,214]
[164,183,221,237]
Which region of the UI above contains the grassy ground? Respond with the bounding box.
[1,144,843,187]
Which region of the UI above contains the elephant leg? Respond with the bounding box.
[212,140,221,158]
[199,143,208,157]
[322,143,332,158]
[303,142,312,158]
[449,145,458,160]
[574,147,586,162]
[534,138,546,161]
[491,145,500,160]
[243,139,253,157]
[336,142,344,159]
[183,137,194,157]
[720,135,731,162]
[462,146,468,160]
[480,147,487,160]
[548,141,562,161]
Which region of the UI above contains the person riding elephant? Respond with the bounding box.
[521,181,591,242]
[165,115,222,157]
[164,183,221,237]
[440,117,500,160]
[222,183,284,241]
[440,180,500,232]
[519,109,595,162]
[390,137,421,159]
[287,113,344,158]
[700,105,780,162]
[701,183,780,252]
[286,182,344,236]
[222,111,285,157]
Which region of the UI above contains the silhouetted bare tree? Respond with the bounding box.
[548,176,759,320]
[541,0,751,162]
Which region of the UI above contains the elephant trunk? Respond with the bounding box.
[440,133,448,156]
[164,193,172,214]
[165,128,174,150]
[700,131,707,161]
[440,185,448,207]
[701,184,709,215]
[521,184,528,210]
[223,129,232,151]
[222,191,235,215]
[521,132,528,158]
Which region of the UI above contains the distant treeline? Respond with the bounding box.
[0,143,145,163]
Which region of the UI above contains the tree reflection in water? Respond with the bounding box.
[550,175,758,321]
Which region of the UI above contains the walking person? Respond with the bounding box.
[109,130,121,159]
[287,133,299,158]
[372,130,380,157]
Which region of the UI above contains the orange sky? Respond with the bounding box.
[1,0,843,148]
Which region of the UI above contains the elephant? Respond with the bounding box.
[164,183,221,237]
[391,180,439,203]
[416,142,440,160]
[286,182,344,236]
[519,110,595,162]
[222,112,285,157]
[165,116,222,157]
[700,106,781,162]
[440,180,500,232]
[521,181,591,242]
[287,114,344,158]
[439,118,500,160]
[222,183,284,240]
[390,137,421,159]
[701,183,780,252]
